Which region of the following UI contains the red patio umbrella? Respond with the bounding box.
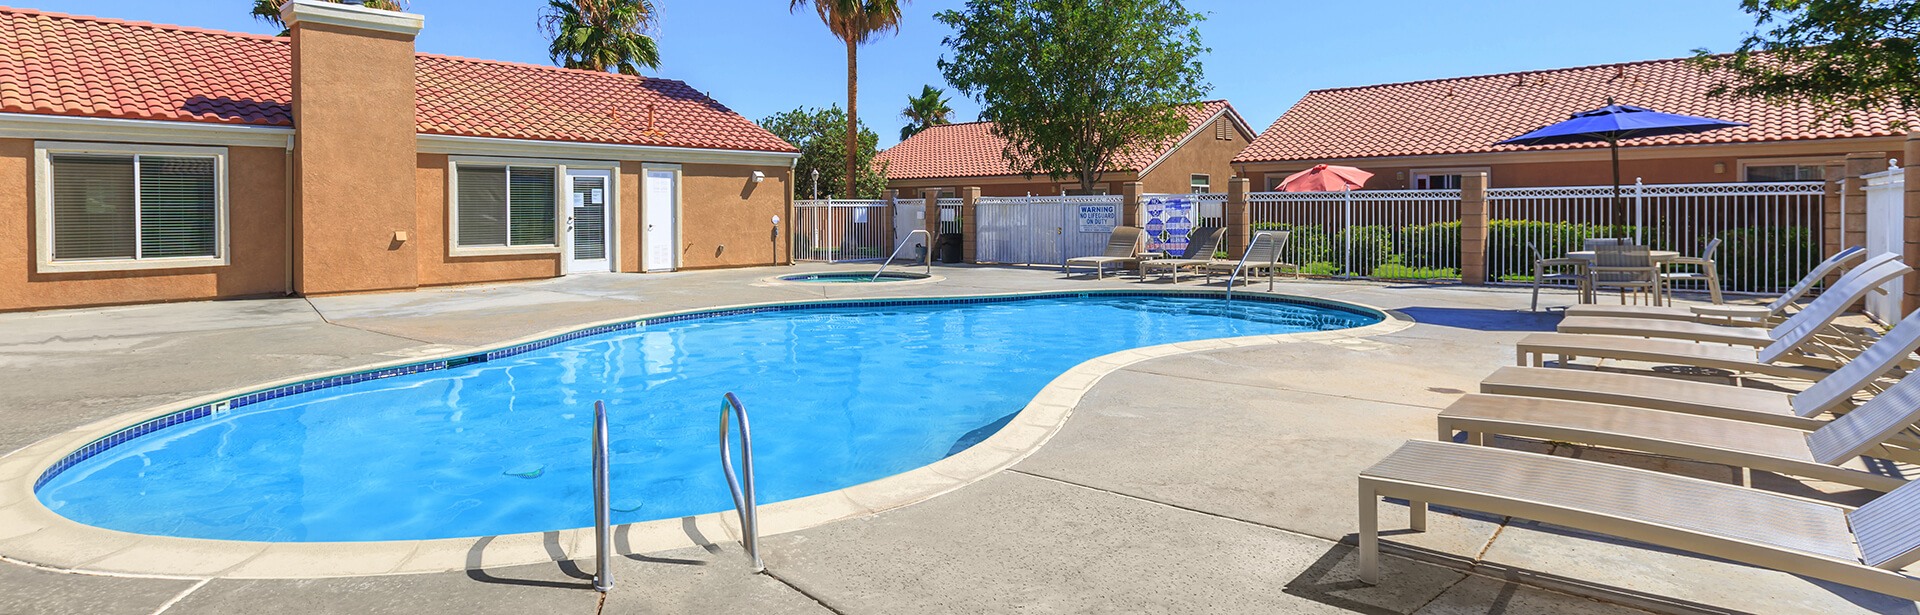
[1278,164,1373,192]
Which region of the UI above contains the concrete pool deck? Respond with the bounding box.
[0,264,1910,614]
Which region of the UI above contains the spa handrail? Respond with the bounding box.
[873,229,933,281]
[1224,231,1280,304]
[719,392,763,572]
[592,400,613,592]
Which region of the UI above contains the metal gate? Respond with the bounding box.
[974,195,1125,266]
[793,199,891,263]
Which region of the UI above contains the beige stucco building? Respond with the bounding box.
[2,2,798,312]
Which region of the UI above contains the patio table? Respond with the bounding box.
[1564,250,1688,306]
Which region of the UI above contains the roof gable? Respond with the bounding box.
[879,100,1241,180]
[0,7,794,153]
[1235,55,1920,164]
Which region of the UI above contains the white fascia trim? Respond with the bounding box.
[0,114,293,150]
[418,134,800,167]
[281,0,424,36]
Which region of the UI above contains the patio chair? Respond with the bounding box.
[1582,237,1632,250]
[1553,256,1906,349]
[1512,258,1912,379]
[1660,238,1724,305]
[1528,241,1590,312]
[1358,440,1920,602]
[1140,226,1224,283]
[1564,246,1867,324]
[1205,231,1295,290]
[1587,244,1661,306]
[1436,363,1920,492]
[1064,226,1143,280]
[1481,304,1920,434]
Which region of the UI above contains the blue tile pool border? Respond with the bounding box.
[31,290,1381,492]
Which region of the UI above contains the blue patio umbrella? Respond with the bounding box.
[1498,98,1748,237]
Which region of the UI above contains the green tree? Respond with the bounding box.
[541,0,661,75]
[251,0,408,35]
[1694,0,1920,128]
[900,85,956,141]
[789,0,910,200]
[760,106,890,199]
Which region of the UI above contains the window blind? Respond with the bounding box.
[50,154,137,260]
[138,156,217,258]
[456,164,555,248]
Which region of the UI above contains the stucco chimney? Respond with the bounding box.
[283,0,425,295]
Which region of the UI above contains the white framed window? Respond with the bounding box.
[1190,174,1211,193]
[1266,172,1299,191]
[449,159,566,256]
[35,142,229,273]
[1740,158,1829,182]
[1411,167,1489,190]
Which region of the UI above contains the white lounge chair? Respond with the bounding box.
[1554,255,1908,348]
[1359,440,1920,601]
[1064,226,1143,280]
[1140,226,1224,283]
[1517,258,1913,376]
[1480,304,1920,432]
[1564,246,1867,324]
[1205,230,1294,290]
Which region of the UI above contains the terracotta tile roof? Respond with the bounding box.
[879,100,1240,180]
[0,6,795,153]
[1235,55,1920,164]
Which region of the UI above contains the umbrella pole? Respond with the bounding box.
[1610,136,1624,240]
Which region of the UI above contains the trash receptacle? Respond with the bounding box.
[937,233,964,264]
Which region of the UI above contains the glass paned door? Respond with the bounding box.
[567,170,611,273]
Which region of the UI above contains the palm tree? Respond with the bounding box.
[899,85,953,141]
[541,0,661,76]
[790,0,908,198]
[251,0,408,36]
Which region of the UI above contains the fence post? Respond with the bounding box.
[961,186,981,264]
[1905,131,1920,316]
[922,189,939,235]
[1459,172,1489,286]
[1122,181,1144,230]
[884,189,899,255]
[1227,177,1251,257]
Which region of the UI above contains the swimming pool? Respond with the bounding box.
[34,293,1379,543]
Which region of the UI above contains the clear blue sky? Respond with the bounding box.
[58,1,1761,148]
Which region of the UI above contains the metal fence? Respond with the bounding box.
[934,198,964,236]
[1486,181,1824,295]
[975,195,1125,266]
[1248,189,1463,280]
[793,199,892,263]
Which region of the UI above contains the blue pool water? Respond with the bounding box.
[36,294,1377,542]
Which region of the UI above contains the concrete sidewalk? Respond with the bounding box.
[0,264,1908,614]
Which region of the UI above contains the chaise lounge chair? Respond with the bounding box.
[1552,254,1907,348]
[1140,226,1224,283]
[1564,246,1867,324]
[1359,440,1920,601]
[1479,305,1920,433]
[1205,230,1295,289]
[1514,259,1912,377]
[1064,226,1143,280]
[1435,361,1920,492]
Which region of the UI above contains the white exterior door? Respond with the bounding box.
[644,168,678,272]
[565,170,612,274]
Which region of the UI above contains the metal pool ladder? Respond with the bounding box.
[720,392,763,571]
[591,400,613,592]
[873,229,932,281]
[1224,231,1280,304]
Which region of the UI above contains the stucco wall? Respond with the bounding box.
[413,153,562,287]
[1141,119,1245,194]
[0,139,289,312]
[672,163,790,269]
[289,23,419,296]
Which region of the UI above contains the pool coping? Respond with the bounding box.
[0,289,1411,580]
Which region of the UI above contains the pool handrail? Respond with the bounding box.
[873,229,933,282]
[1224,231,1281,303]
[592,400,613,592]
[719,392,763,572]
